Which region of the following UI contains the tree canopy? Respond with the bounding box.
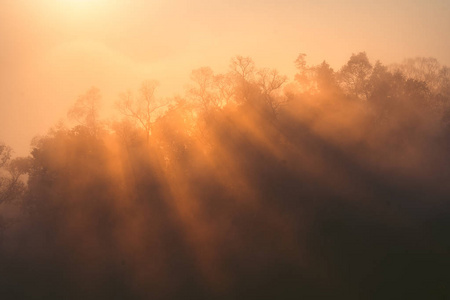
[1,53,450,299]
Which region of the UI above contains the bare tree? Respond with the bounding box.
[67,87,102,136]
[116,80,168,144]
[214,73,235,106]
[257,68,288,117]
[230,55,255,80]
[230,56,256,102]
[391,57,450,96]
[189,67,219,111]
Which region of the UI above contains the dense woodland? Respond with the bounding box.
[1,53,450,299]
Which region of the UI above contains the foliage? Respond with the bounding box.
[1,53,450,299]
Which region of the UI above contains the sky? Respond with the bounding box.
[1,0,449,156]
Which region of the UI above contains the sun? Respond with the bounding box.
[52,0,113,19]
[64,0,104,9]
[54,0,110,11]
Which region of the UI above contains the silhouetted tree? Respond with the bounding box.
[214,72,235,106]
[256,68,288,117]
[230,55,256,102]
[392,57,449,95]
[294,53,317,92]
[189,67,219,111]
[0,144,11,169]
[313,61,339,95]
[0,144,28,205]
[3,52,450,300]
[338,52,373,100]
[67,87,102,136]
[116,80,168,144]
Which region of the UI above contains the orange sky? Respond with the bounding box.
[1,0,449,155]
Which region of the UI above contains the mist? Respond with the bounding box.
[2,0,450,299]
[1,51,450,299]
[2,0,450,156]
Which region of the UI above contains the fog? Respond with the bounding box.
[1,1,450,299]
[2,0,450,155]
[1,51,450,298]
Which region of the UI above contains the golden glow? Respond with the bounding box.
[1,0,450,155]
[0,1,448,298]
[39,0,118,27]
[57,0,108,10]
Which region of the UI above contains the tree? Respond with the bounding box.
[189,67,219,111]
[338,52,373,100]
[392,57,450,97]
[293,53,316,93]
[67,87,102,136]
[212,73,233,107]
[230,55,255,81]
[313,61,339,95]
[0,145,29,205]
[0,144,11,169]
[257,68,288,117]
[116,80,168,144]
[230,56,256,102]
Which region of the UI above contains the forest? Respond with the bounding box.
[1,52,450,299]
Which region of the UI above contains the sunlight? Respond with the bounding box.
[63,0,104,7]
[50,0,113,18]
[2,0,450,297]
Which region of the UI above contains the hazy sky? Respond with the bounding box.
[1,0,449,155]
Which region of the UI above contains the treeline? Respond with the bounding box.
[1,53,450,299]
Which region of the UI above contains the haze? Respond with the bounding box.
[1,0,449,155]
[1,0,450,298]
